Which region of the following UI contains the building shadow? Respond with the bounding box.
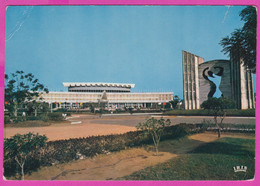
[153,136,254,158]
[188,138,255,158]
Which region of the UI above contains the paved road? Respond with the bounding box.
[89,115,255,126]
[5,114,255,141]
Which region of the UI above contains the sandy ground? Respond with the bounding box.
[21,132,254,180]
[4,123,136,141]
[4,115,138,141]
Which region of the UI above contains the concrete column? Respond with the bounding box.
[194,56,200,109]
[182,51,204,110]
[50,102,53,113]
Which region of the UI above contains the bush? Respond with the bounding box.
[5,112,69,124]
[3,124,201,177]
[54,108,67,113]
[47,113,63,121]
[4,116,11,124]
[40,115,49,122]
[164,109,255,117]
[203,123,255,133]
[137,118,171,155]
[13,116,26,123]
[26,116,41,121]
[4,122,252,178]
[227,109,255,117]
[4,133,48,180]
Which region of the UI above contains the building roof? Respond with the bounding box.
[63,82,135,88]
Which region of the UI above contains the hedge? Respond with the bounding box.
[4,113,65,124]
[201,123,255,133]
[4,124,199,177]
[4,116,11,124]
[164,109,255,117]
[46,112,63,121]
[4,123,254,177]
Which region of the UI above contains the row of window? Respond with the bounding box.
[44,95,172,99]
[43,97,172,101]
[45,94,172,98]
[68,90,130,93]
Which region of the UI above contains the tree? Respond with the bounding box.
[220,6,256,72]
[169,95,182,109]
[4,133,48,180]
[5,71,49,117]
[201,97,235,138]
[26,101,49,117]
[128,107,134,114]
[137,117,171,155]
[89,104,95,113]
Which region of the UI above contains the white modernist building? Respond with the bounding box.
[39,82,173,109]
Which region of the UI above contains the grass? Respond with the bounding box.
[121,137,255,180]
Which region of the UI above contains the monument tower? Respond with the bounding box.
[182,50,255,110]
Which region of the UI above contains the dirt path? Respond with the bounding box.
[23,132,254,180]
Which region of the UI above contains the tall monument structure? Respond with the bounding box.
[182,51,204,109]
[182,50,255,110]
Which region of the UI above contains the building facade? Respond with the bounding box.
[39,82,173,109]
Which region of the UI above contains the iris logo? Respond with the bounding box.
[233,166,247,172]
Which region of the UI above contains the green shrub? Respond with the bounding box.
[54,108,67,113]
[4,133,48,180]
[4,122,253,178]
[227,109,255,117]
[3,124,200,177]
[13,116,26,123]
[26,115,50,122]
[165,109,255,117]
[4,116,11,124]
[5,112,71,123]
[137,118,171,155]
[40,115,49,122]
[53,109,72,116]
[26,116,40,121]
[47,113,63,121]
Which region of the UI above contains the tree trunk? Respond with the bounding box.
[218,128,221,138]
[155,145,159,156]
[15,156,25,180]
[152,134,159,156]
[214,116,221,138]
[14,103,18,117]
[34,107,37,117]
[21,164,24,180]
[154,138,159,156]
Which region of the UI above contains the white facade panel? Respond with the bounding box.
[39,92,173,104]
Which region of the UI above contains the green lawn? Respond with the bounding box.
[121,137,255,180]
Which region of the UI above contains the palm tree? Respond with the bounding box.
[220,6,256,73]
